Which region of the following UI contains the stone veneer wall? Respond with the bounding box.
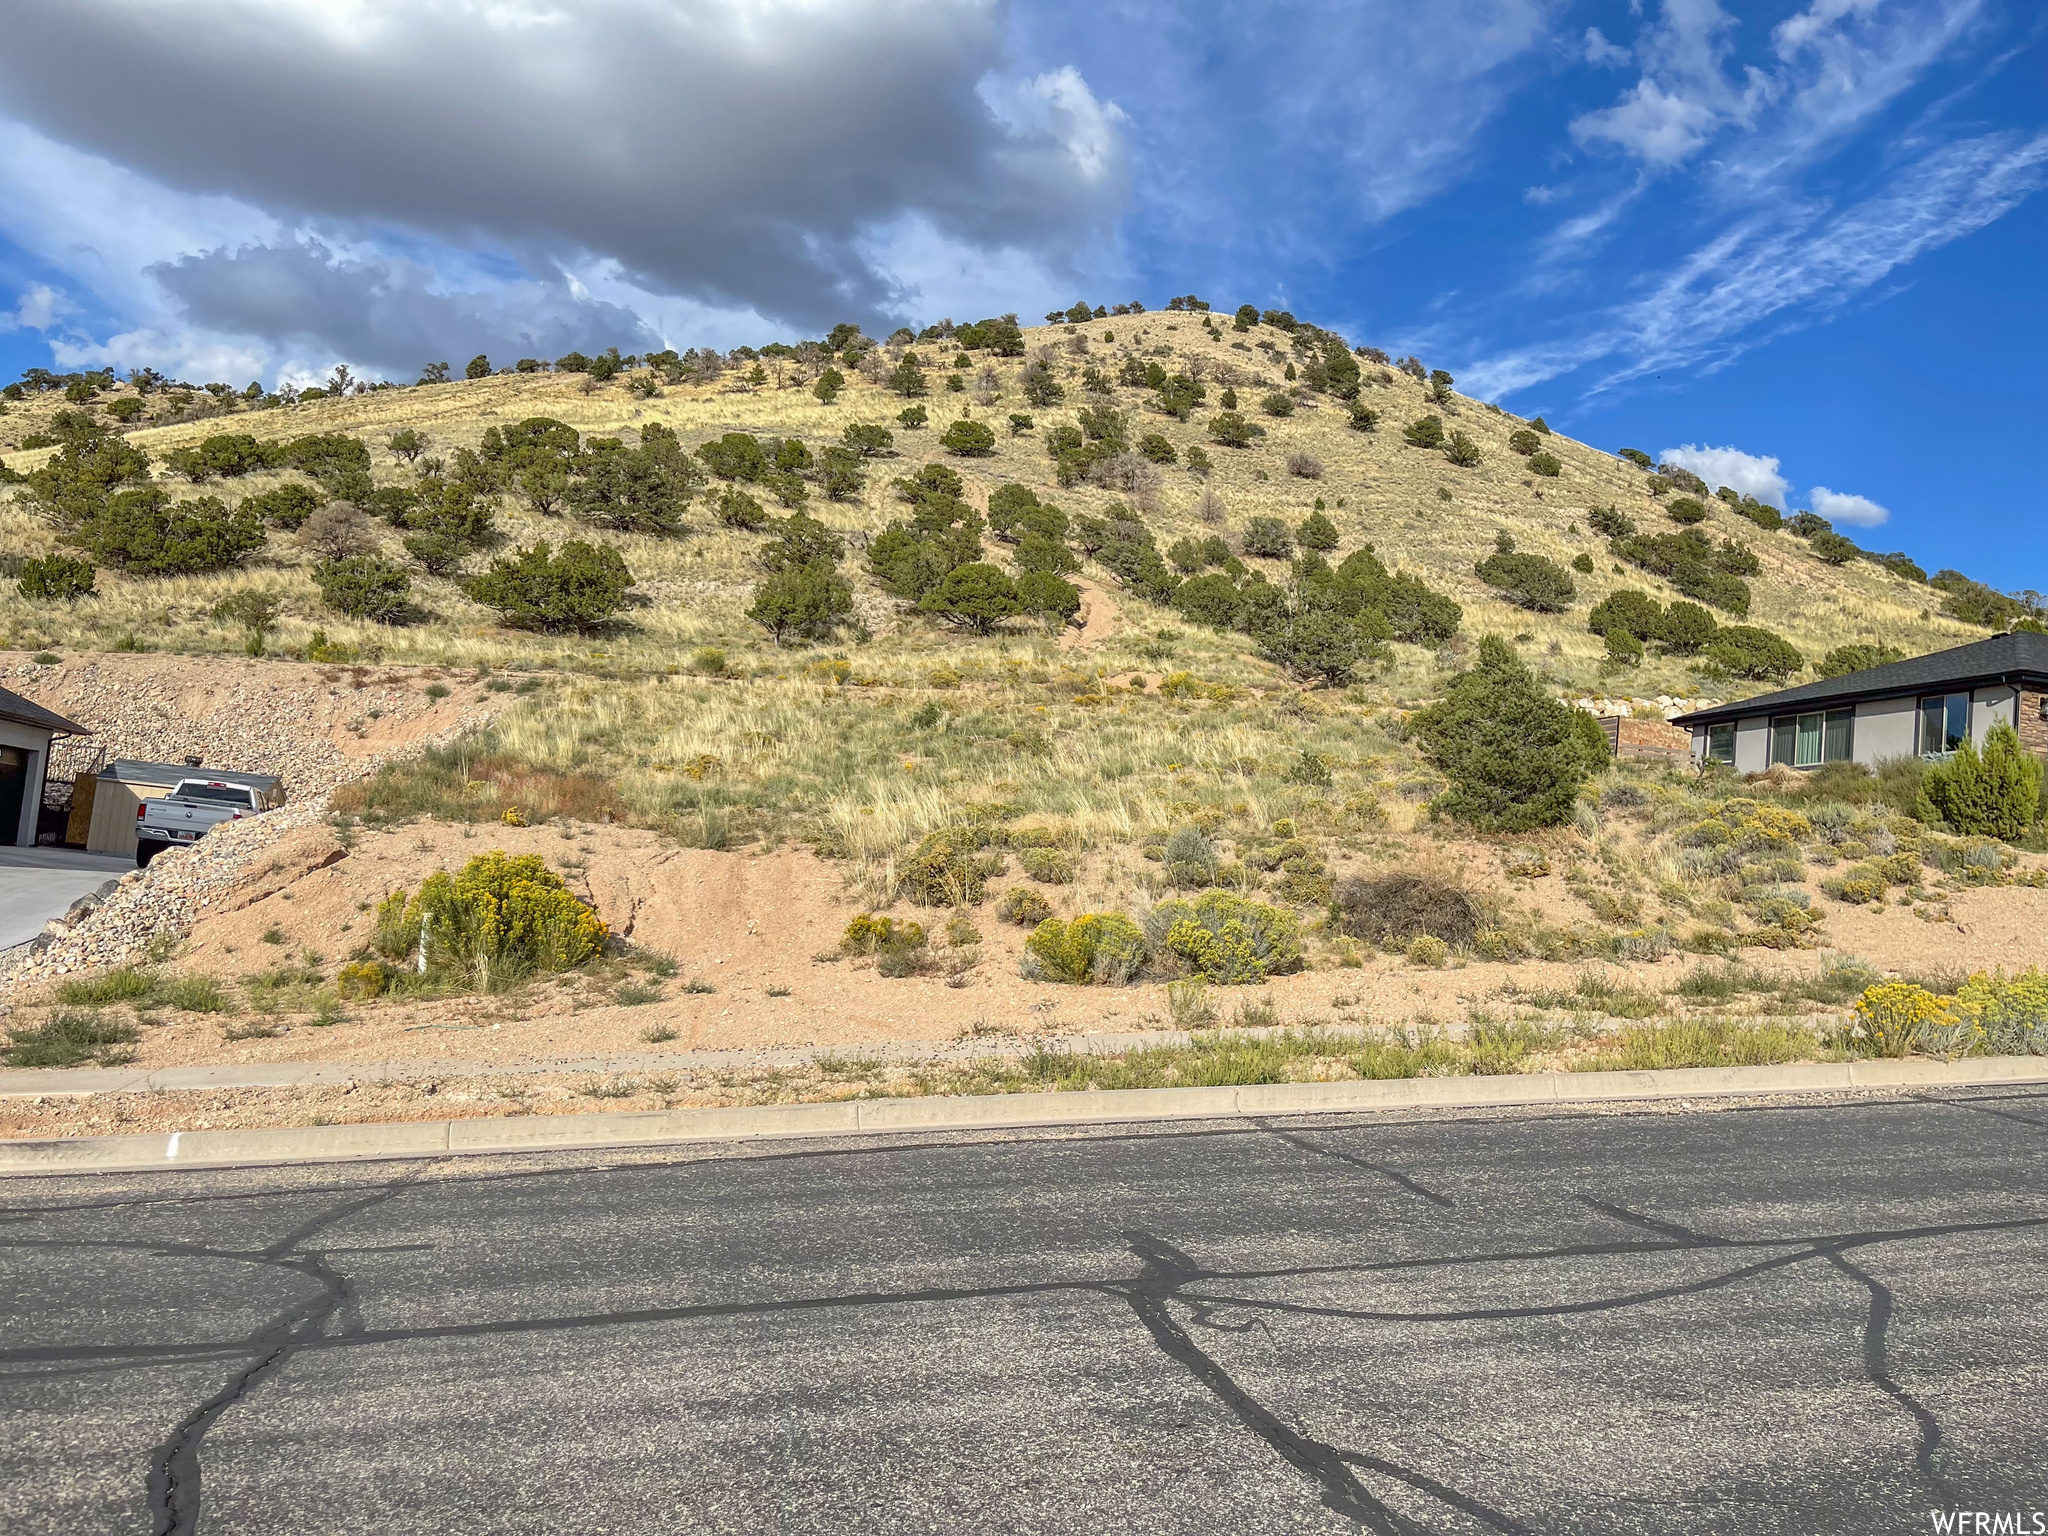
[2017,689,2048,758]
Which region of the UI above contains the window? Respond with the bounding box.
[1771,708,1854,769]
[1706,723,1736,765]
[1918,692,1970,756]
[1824,708,1853,763]
[174,782,257,806]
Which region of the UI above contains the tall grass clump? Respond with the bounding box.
[1572,1018,1829,1071]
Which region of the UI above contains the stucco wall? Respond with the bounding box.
[1973,684,2017,745]
[1855,695,1917,765]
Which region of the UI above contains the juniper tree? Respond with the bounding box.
[466,540,634,633]
[1402,415,1445,449]
[919,562,1021,634]
[1296,510,1339,552]
[1408,636,1607,831]
[747,561,853,644]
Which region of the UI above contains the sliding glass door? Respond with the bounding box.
[1770,708,1854,768]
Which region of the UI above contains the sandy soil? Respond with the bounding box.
[11,810,2041,1091]
[93,820,1601,1070]
[1058,579,1120,652]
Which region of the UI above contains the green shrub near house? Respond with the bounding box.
[1918,723,2041,840]
[1407,636,1609,831]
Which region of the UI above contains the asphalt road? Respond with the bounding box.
[5,1092,2048,1535]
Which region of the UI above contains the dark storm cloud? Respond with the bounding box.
[149,240,663,376]
[0,0,1126,335]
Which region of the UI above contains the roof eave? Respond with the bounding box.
[1674,666,2048,728]
[0,707,91,737]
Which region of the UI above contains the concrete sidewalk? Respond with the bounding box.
[0,1022,1348,1098]
[6,1054,2047,1174]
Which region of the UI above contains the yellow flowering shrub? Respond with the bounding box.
[1021,913,1147,985]
[334,960,389,1000]
[379,851,607,988]
[1951,968,2048,1055]
[1850,982,1949,1058]
[841,914,927,955]
[1151,892,1303,984]
[1679,800,1814,853]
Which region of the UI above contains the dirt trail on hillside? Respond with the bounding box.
[1059,579,1120,651]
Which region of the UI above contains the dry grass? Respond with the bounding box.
[2,314,1978,687]
[334,671,1410,899]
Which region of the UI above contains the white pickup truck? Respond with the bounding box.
[134,778,278,867]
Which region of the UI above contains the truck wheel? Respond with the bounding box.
[136,839,167,869]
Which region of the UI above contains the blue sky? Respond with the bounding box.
[2,0,2043,586]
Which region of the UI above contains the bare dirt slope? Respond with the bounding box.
[1058,580,1121,652]
[31,814,2038,1080]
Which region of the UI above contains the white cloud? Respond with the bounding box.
[1566,0,1979,183]
[1466,126,2048,400]
[1811,485,1890,527]
[1569,0,1764,169]
[1657,444,1791,505]
[0,282,71,332]
[983,67,1131,190]
[1598,127,2048,386]
[1773,0,1885,59]
[1099,0,1548,258]
[1571,77,1722,167]
[0,0,1130,365]
[0,121,278,319]
[1727,0,1983,188]
[1583,27,1632,67]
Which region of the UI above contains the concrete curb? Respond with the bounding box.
[5,1056,2046,1176]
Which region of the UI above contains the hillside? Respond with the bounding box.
[9,309,2048,1140]
[0,310,1989,700]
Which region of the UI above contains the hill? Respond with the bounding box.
[0,309,2003,691]
[8,307,2048,1136]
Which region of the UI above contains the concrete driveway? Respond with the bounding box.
[0,846,133,951]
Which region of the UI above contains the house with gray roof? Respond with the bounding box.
[0,685,90,848]
[1672,633,2048,773]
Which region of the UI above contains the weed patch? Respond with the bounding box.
[3,1011,139,1068]
[1574,1018,1830,1071]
